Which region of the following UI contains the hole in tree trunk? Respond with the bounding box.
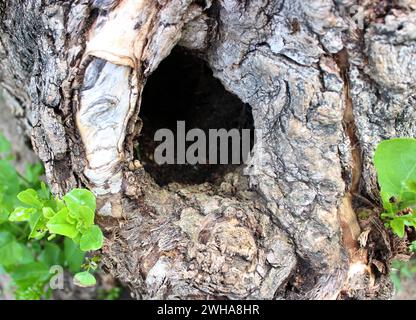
[137,47,254,187]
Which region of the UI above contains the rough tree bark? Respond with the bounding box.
[0,0,415,299]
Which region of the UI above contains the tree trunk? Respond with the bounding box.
[1,0,415,299]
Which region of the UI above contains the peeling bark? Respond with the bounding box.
[1,0,415,299]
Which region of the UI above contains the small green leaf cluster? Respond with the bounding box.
[10,187,103,252]
[374,138,416,244]
[74,255,101,287]
[0,133,103,299]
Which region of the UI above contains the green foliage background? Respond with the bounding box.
[0,134,103,299]
[374,138,416,292]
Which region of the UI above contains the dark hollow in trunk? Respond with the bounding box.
[138,47,255,187]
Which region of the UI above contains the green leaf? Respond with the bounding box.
[64,238,85,273]
[374,138,416,211]
[74,271,96,287]
[0,207,8,224]
[54,197,65,211]
[403,213,416,226]
[9,207,36,222]
[0,160,19,211]
[46,208,78,238]
[28,212,48,240]
[24,163,44,186]
[390,218,405,238]
[38,182,50,200]
[42,207,56,219]
[0,231,23,266]
[72,233,81,245]
[11,262,50,288]
[77,206,95,229]
[39,242,62,266]
[63,189,96,214]
[17,189,43,209]
[80,225,103,251]
[19,245,35,265]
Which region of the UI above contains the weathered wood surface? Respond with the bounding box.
[0,0,415,299]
